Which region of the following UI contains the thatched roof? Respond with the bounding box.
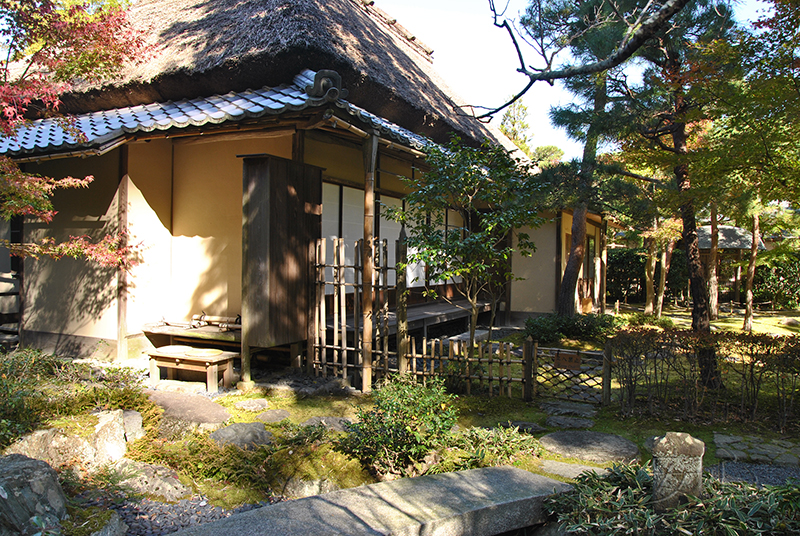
[60,0,505,147]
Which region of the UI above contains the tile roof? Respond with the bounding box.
[697,225,766,250]
[0,70,431,158]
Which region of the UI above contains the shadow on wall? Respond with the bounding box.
[22,238,118,357]
[187,237,236,319]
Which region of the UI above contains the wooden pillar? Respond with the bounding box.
[362,133,379,393]
[523,336,533,401]
[397,226,409,373]
[600,218,608,314]
[116,146,129,362]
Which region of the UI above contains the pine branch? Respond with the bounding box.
[479,0,693,119]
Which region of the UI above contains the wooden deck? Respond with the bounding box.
[327,299,492,337]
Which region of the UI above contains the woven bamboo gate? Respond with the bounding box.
[309,237,612,403]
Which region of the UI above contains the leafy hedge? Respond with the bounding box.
[524,313,620,344]
[609,329,800,430]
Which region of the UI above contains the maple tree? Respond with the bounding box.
[0,0,144,266]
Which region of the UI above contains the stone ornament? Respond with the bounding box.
[652,432,705,512]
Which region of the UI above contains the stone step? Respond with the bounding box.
[169,466,571,536]
[0,333,19,345]
[0,323,18,334]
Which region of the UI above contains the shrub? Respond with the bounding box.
[546,463,800,535]
[337,375,457,475]
[524,313,619,344]
[623,312,675,330]
[754,253,800,309]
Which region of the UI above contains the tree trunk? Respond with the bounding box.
[743,213,760,332]
[556,73,607,317]
[644,236,657,315]
[708,204,719,320]
[655,238,675,318]
[558,203,588,316]
[673,121,720,387]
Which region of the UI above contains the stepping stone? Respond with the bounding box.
[540,431,640,464]
[540,460,607,480]
[545,416,594,429]
[540,401,597,418]
[235,398,270,412]
[210,422,274,450]
[258,409,291,423]
[498,421,546,434]
[300,416,351,432]
[146,390,230,438]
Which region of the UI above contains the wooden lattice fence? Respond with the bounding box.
[309,237,612,403]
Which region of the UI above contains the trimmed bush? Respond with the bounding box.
[524,313,619,344]
[337,375,457,475]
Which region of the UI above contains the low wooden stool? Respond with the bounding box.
[148,345,237,393]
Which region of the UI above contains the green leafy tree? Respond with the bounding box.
[387,136,543,352]
[499,99,533,156]
[530,145,564,168]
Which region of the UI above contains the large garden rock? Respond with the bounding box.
[540,431,640,463]
[0,454,67,536]
[4,410,128,473]
[4,429,95,472]
[209,423,274,450]
[114,458,192,502]
[234,399,270,412]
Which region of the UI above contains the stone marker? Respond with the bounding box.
[652,432,705,512]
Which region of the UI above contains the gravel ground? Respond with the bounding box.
[79,493,284,536]
[707,461,800,487]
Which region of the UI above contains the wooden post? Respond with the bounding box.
[362,134,379,393]
[533,340,539,398]
[602,340,613,406]
[397,227,409,373]
[523,337,533,402]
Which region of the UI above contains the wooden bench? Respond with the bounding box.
[148,346,237,393]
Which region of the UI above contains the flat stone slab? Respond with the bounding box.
[146,390,231,426]
[235,398,270,412]
[545,416,594,429]
[540,460,607,480]
[540,401,597,418]
[300,416,352,432]
[169,466,571,536]
[714,433,800,466]
[540,431,639,464]
[258,409,291,423]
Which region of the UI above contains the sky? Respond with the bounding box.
[374,0,772,160]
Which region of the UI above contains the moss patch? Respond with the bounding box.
[61,506,113,536]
